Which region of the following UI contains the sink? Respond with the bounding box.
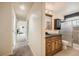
[45,31,60,35]
[45,31,61,38]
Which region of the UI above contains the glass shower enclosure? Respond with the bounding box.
[61,13,79,48]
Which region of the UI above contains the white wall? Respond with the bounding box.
[28,3,44,56]
[0,3,13,55]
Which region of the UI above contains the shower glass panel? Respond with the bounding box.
[61,21,73,47]
[76,20,79,26]
[72,20,79,44]
[61,19,79,47]
[61,12,79,48]
[72,20,77,27]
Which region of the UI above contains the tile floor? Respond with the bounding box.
[54,47,79,56]
[12,45,33,56]
[12,44,79,56]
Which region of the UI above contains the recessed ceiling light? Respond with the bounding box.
[19,5,25,10]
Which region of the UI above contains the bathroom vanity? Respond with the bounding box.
[45,34,62,56]
[45,13,62,56]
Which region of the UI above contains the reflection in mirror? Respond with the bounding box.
[45,14,52,30]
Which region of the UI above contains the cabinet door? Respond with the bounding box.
[51,39,55,54]
[46,39,52,55]
[55,37,62,50]
[51,36,62,54]
[58,39,62,49]
[55,39,59,50]
[46,36,62,56]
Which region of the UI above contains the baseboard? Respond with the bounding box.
[28,42,36,56]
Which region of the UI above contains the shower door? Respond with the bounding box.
[72,19,79,45]
[61,12,79,48]
[61,21,73,47]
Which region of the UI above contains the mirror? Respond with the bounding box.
[54,18,61,30]
[45,14,52,30]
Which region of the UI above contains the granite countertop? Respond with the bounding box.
[45,34,61,38]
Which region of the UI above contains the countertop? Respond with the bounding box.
[45,34,61,38]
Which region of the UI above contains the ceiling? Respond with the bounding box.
[45,2,79,16]
[13,2,79,20]
[13,2,33,20]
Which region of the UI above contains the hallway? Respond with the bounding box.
[13,45,33,56]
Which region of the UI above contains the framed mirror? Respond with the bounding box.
[45,14,52,30]
[54,18,61,30]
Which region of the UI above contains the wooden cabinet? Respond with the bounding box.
[46,35,62,56]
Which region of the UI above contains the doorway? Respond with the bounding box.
[16,20,27,48]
